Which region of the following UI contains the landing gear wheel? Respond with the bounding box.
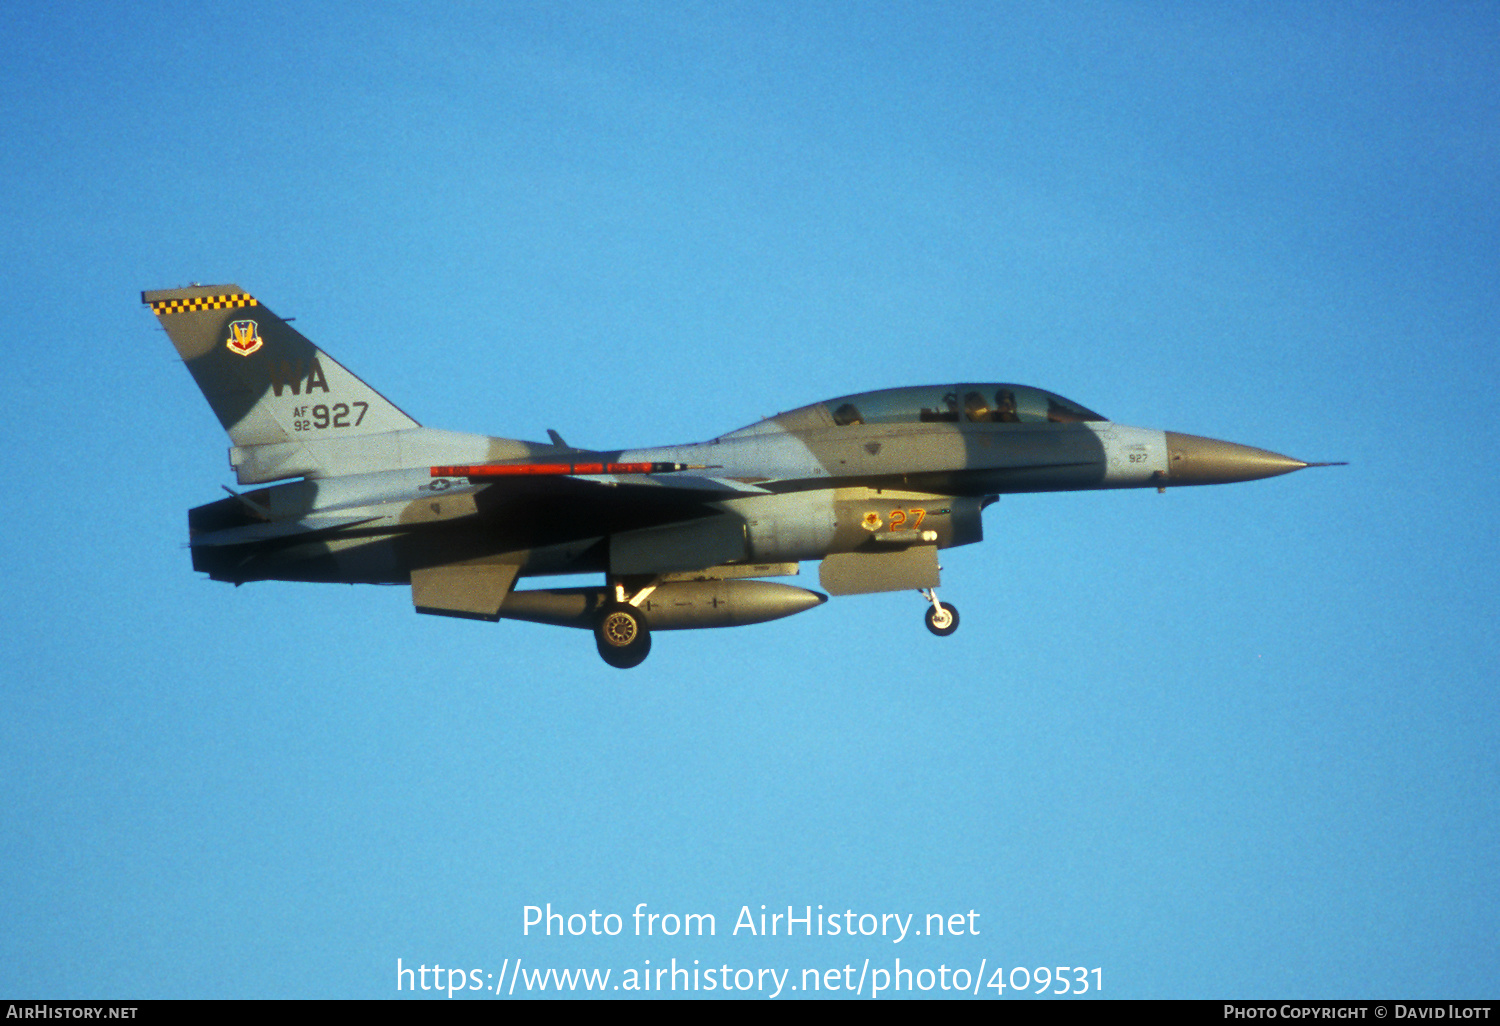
[595,603,652,668]
[925,602,959,637]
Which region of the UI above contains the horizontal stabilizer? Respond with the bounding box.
[412,562,522,621]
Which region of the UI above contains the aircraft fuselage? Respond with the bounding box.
[148,284,1336,667]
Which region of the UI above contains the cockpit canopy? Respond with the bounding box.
[725,384,1106,437]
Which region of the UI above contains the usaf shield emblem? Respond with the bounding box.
[226,319,263,357]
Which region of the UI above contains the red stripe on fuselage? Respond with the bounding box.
[430,462,661,477]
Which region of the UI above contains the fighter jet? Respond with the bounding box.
[146,284,1341,668]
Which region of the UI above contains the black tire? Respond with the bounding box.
[595,603,652,668]
[924,602,959,637]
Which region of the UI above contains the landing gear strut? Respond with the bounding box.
[921,588,959,637]
[594,579,659,668]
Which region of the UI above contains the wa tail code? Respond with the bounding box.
[268,358,330,396]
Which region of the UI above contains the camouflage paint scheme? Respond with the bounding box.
[146,284,1337,668]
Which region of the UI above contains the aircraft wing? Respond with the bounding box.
[185,468,765,559]
[453,472,753,551]
[563,472,771,496]
[431,462,770,496]
[418,461,769,548]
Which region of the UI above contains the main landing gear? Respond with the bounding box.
[595,580,656,669]
[595,602,651,668]
[921,588,959,637]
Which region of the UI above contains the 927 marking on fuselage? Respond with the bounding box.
[292,402,368,432]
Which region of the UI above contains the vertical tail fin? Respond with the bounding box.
[144,284,419,450]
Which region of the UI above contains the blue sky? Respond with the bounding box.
[2,0,1496,999]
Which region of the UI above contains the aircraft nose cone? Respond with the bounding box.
[1164,431,1309,485]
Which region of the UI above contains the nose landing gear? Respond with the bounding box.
[921,588,959,637]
